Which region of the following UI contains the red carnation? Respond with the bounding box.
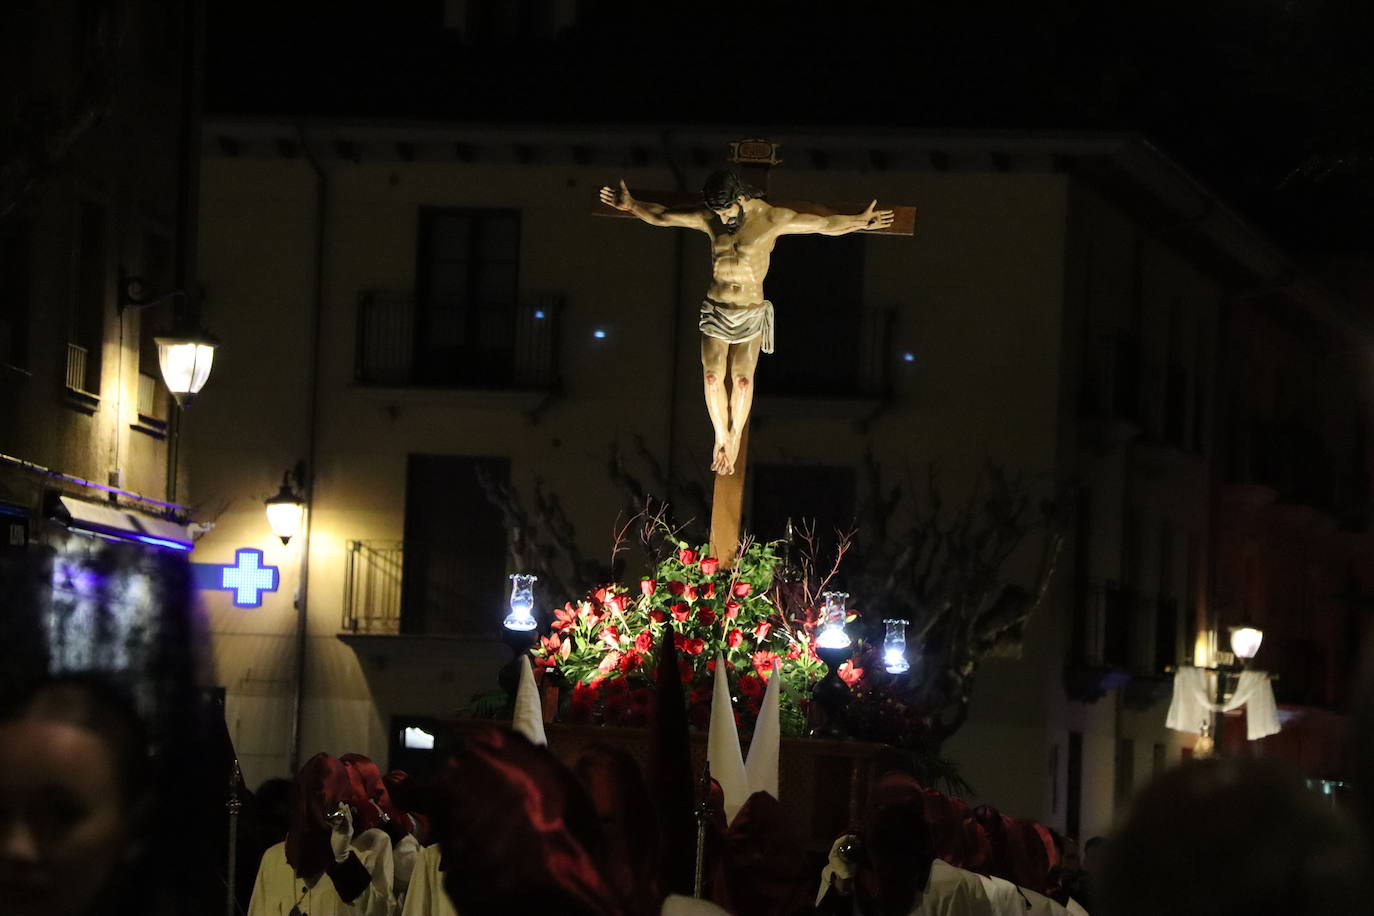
[699,556,720,575]
[732,582,753,597]
[649,608,667,623]
[724,600,741,619]
[671,602,691,622]
[641,578,656,596]
[727,628,744,649]
[739,673,765,700]
[667,581,686,596]
[598,650,623,673]
[678,548,699,565]
[619,652,643,674]
[752,650,780,679]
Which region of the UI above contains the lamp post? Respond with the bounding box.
[1198,621,1264,757]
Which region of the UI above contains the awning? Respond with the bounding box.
[49,494,193,551]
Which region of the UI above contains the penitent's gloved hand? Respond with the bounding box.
[329,804,355,862]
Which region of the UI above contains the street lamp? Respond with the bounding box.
[1229,623,1263,661]
[264,465,306,545]
[118,270,219,407]
[1197,621,1265,757]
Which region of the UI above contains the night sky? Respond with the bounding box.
[208,1,1374,265]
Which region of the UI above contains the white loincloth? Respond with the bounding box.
[700,299,775,353]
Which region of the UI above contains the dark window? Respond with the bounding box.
[414,208,520,386]
[750,463,857,554]
[400,454,509,635]
[761,234,866,396]
[0,221,31,368]
[70,200,107,392]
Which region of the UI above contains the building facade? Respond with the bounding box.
[192,121,1374,838]
[1,0,201,560]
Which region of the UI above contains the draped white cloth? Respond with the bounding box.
[1165,666,1281,741]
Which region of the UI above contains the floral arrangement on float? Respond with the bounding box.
[527,526,931,746]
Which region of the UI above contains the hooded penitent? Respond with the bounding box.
[286,753,353,880]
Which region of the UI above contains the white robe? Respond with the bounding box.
[970,871,1073,916]
[400,844,458,916]
[896,859,997,916]
[248,828,397,916]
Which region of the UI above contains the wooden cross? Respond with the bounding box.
[593,139,917,566]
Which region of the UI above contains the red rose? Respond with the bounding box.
[678,656,694,684]
[699,557,720,575]
[610,594,632,612]
[678,548,699,565]
[684,584,699,602]
[697,607,716,627]
[703,582,716,599]
[649,608,667,623]
[732,582,753,597]
[684,637,706,656]
[667,581,686,596]
[634,630,653,653]
[671,602,691,622]
[727,628,743,649]
[641,578,656,596]
[754,621,772,641]
[724,600,741,619]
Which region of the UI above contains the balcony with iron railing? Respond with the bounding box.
[342,539,505,638]
[355,294,561,393]
[64,342,99,411]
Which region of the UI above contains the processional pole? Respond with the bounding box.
[693,760,713,898]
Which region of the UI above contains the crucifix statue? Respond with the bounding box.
[595,140,915,563]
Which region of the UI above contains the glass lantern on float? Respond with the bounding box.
[816,591,852,649]
[883,618,910,674]
[504,573,538,632]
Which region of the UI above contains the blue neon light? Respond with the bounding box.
[593,329,607,339]
[902,352,916,363]
[534,310,546,319]
[133,534,193,551]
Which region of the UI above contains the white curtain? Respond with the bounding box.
[1165,665,1281,741]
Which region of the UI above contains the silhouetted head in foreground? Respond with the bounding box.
[1098,756,1371,916]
